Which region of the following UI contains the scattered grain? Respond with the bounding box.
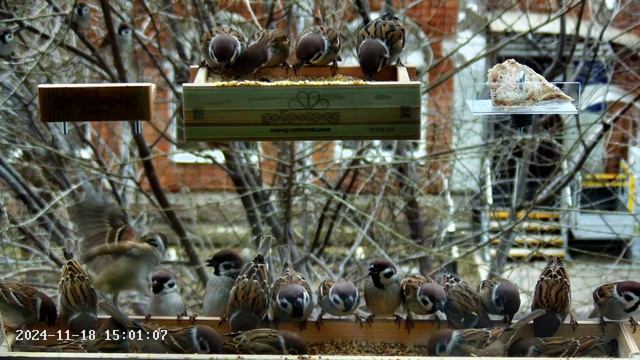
[308,340,428,356]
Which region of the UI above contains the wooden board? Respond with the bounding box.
[38,83,155,123]
[182,66,421,141]
[3,317,635,359]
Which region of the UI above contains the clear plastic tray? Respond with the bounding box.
[466,82,580,115]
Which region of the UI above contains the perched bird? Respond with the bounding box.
[100,301,223,354]
[357,13,405,79]
[71,2,91,30]
[71,197,167,303]
[317,279,360,328]
[231,29,290,78]
[294,25,341,73]
[58,250,98,334]
[364,259,401,323]
[435,270,491,329]
[223,328,308,355]
[427,309,546,356]
[148,270,186,317]
[531,256,575,337]
[226,254,270,331]
[0,282,57,330]
[400,275,446,331]
[268,259,313,329]
[508,336,616,357]
[590,281,640,333]
[478,278,521,324]
[201,26,245,72]
[0,29,15,57]
[203,249,244,317]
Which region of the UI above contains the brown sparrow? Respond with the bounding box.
[357,13,405,79]
[364,259,402,323]
[231,29,290,78]
[71,197,167,303]
[203,249,244,316]
[149,270,186,317]
[531,256,575,337]
[435,270,491,329]
[590,281,640,333]
[223,328,308,355]
[58,250,97,334]
[0,29,15,57]
[427,309,546,356]
[508,336,616,357]
[201,26,245,72]
[226,254,270,331]
[317,279,361,328]
[100,300,223,354]
[268,261,313,329]
[294,25,341,73]
[401,275,446,331]
[478,277,521,324]
[0,282,57,329]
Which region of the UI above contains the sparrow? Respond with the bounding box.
[435,270,491,329]
[357,13,406,79]
[203,249,244,317]
[201,26,245,72]
[225,254,270,331]
[427,309,546,356]
[99,300,223,354]
[0,29,15,57]
[58,250,98,334]
[508,336,616,357]
[0,282,57,330]
[364,259,402,323]
[82,232,167,304]
[400,275,446,331]
[294,25,341,73]
[531,256,575,337]
[590,281,640,333]
[478,278,521,324]
[231,29,290,78]
[268,261,313,329]
[148,270,186,317]
[71,197,167,303]
[71,2,91,30]
[223,328,308,355]
[317,279,361,328]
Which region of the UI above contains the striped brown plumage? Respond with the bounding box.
[531,256,573,337]
[59,250,98,333]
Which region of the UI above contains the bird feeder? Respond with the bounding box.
[182,65,421,141]
[1,316,638,358]
[37,83,156,134]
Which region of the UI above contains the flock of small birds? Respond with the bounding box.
[0,198,638,356]
[200,14,405,80]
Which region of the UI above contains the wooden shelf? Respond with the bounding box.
[38,83,155,123]
[182,65,421,141]
[2,317,636,359]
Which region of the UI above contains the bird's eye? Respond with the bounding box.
[167,281,175,288]
[280,300,289,309]
[82,7,89,15]
[438,343,447,354]
[5,33,13,41]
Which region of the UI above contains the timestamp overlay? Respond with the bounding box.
[15,328,169,342]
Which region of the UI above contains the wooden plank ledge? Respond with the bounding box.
[38,83,156,123]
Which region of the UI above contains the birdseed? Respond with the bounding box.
[308,340,429,356]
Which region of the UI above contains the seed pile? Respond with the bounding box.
[308,340,429,356]
[207,73,366,86]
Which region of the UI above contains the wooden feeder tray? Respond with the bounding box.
[182,65,421,141]
[2,316,638,359]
